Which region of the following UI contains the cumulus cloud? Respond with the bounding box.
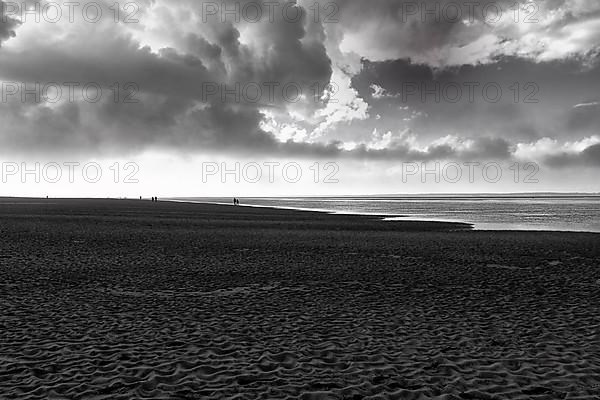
[0,0,335,156]
[324,0,600,67]
[0,0,598,178]
[515,136,600,166]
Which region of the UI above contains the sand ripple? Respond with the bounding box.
[1,200,599,399]
[2,277,600,399]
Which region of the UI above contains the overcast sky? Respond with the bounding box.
[0,0,599,196]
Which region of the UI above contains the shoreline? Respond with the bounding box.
[1,195,599,234]
[166,197,600,234]
[165,197,405,217]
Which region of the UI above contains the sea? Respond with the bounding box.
[173,195,600,233]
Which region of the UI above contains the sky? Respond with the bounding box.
[0,0,599,197]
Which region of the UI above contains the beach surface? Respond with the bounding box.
[1,198,599,399]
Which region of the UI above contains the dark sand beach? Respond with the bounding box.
[1,198,600,399]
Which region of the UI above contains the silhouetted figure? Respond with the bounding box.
[236,198,240,206]
[233,197,237,205]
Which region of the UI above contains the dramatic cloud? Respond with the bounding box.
[327,0,600,66]
[0,0,598,183]
[516,136,600,167]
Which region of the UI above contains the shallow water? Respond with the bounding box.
[177,195,600,233]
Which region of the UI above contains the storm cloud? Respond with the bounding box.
[0,0,599,171]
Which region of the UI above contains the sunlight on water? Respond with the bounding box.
[178,196,600,233]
